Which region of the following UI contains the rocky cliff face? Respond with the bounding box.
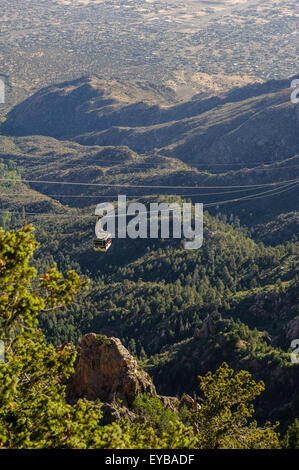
[68,333,156,407]
[285,318,299,342]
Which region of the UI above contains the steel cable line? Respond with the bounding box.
[204,181,298,208]
[0,181,297,220]
[0,177,298,189]
[97,182,299,218]
[0,185,278,199]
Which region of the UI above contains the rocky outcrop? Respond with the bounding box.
[68,333,156,407]
[158,395,180,411]
[180,394,201,412]
[196,311,229,339]
[285,317,299,342]
[98,403,140,426]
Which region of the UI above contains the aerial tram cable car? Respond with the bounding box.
[93,210,112,253]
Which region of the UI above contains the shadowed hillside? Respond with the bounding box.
[2,75,299,166]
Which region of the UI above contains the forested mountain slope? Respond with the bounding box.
[0,75,298,434]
